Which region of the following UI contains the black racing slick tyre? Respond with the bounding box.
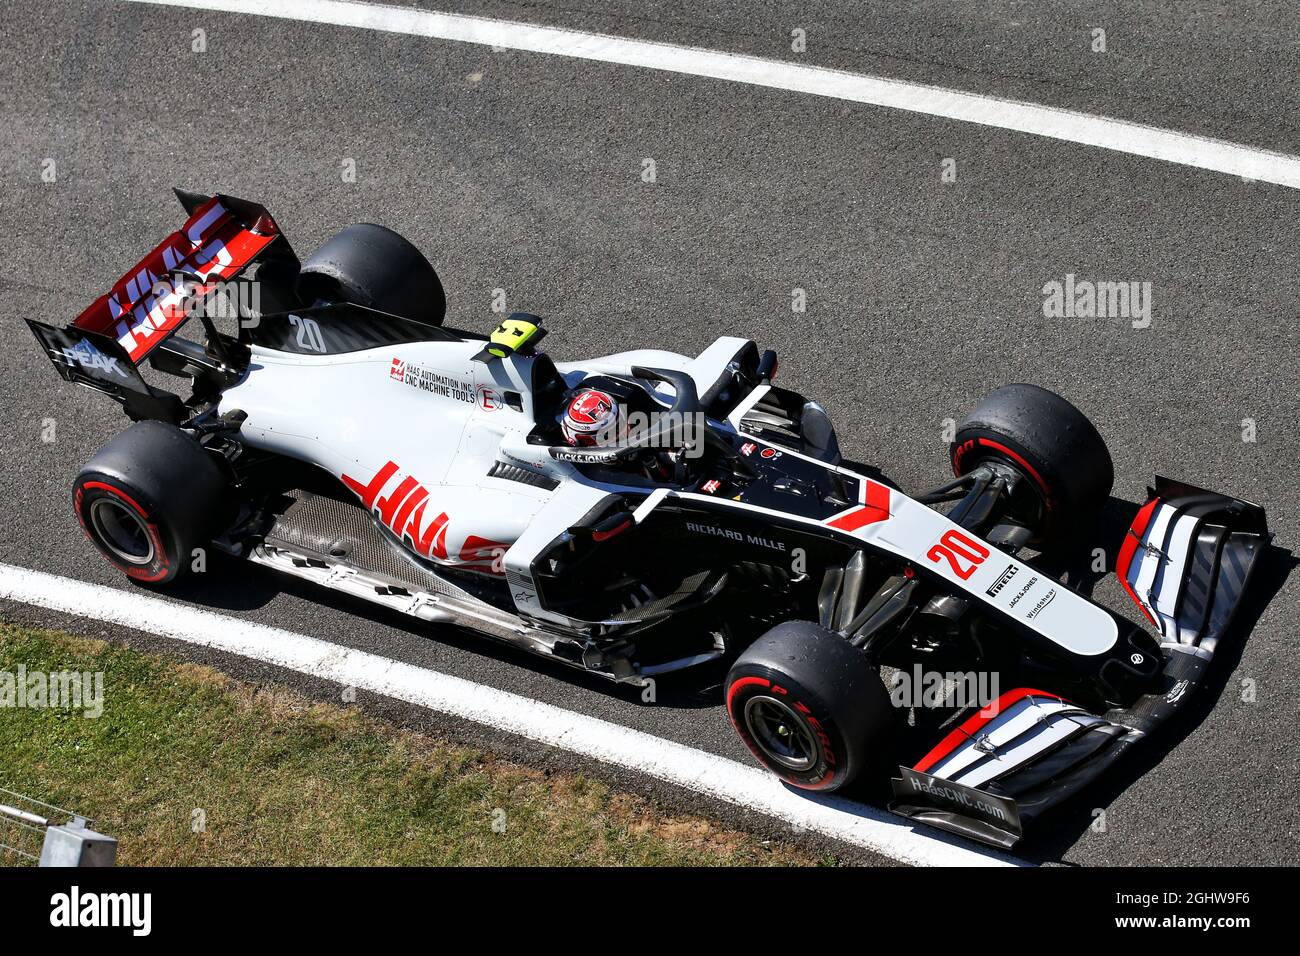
[298,223,446,327]
[951,383,1113,544]
[73,422,230,585]
[725,621,893,792]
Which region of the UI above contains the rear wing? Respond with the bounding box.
[27,189,293,421]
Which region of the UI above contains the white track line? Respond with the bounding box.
[0,563,1020,866]
[125,0,1300,188]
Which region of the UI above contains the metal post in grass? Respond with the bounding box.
[38,816,117,867]
[0,788,116,867]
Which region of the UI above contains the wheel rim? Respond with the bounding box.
[985,459,1048,527]
[742,695,818,772]
[89,498,153,566]
[959,453,1049,538]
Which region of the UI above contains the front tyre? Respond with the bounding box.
[725,621,893,792]
[74,422,231,585]
[951,383,1113,545]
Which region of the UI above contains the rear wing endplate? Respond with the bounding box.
[26,319,185,422]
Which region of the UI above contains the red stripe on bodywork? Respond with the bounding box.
[408,502,451,559]
[1116,497,1161,626]
[390,486,429,539]
[826,480,891,532]
[376,476,420,528]
[342,460,400,511]
[458,535,510,575]
[591,519,632,542]
[913,687,1066,774]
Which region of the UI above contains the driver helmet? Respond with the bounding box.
[561,388,622,446]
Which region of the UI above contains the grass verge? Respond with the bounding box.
[0,621,822,866]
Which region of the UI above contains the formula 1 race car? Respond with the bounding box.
[28,191,1272,848]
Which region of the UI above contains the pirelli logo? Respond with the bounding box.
[986,564,1018,597]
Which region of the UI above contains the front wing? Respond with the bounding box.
[889,477,1270,848]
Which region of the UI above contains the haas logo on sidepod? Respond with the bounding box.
[340,460,507,572]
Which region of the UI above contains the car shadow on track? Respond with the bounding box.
[158,552,725,711]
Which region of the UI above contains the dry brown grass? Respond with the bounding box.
[0,622,826,867]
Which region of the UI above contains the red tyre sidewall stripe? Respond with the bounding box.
[725,675,772,712]
[82,481,149,519]
[953,437,1054,509]
[726,674,837,790]
[78,481,170,582]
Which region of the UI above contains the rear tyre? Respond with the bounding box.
[725,621,893,792]
[298,223,446,326]
[951,383,1113,544]
[74,422,230,585]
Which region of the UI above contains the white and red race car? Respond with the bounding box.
[28,192,1272,848]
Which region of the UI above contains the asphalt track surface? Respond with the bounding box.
[1,0,1297,865]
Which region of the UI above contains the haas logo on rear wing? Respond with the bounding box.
[67,190,281,363]
[26,189,288,421]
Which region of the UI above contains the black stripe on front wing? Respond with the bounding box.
[1175,525,1224,645]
